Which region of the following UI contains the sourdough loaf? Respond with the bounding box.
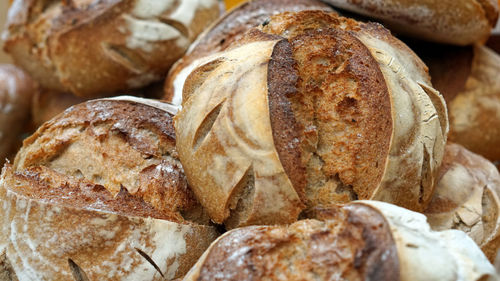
[2,0,220,97]
[184,201,497,281]
[425,143,500,262]
[0,97,218,280]
[412,43,500,163]
[0,64,35,164]
[163,0,334,104]
[174,11,447,228]
[321,0,499,45]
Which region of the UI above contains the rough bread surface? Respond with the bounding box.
[425,143,500,262]
[183,201,497,281]
[261,11,447,212]
[0,97,218,280]
[321,0,499,45]
[3,0,220,97]
[164,0,333,105]
[175,11,447,229]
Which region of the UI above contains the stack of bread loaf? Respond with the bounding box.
[0,0,500,280]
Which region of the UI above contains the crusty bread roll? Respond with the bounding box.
[412,43,500,163]
[184,201,497,281]
[425,143,500,262]
[0,97,218,280]
[0,64,35,164]
[3,0,220,97]
[163,0,334,104]
[174,11,448,228]
[321,0,499,46]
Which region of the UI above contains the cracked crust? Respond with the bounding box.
[185,201,496,281]
[0,97,218,280]
[261,11,447,212]
[322,0,499,45]
[163,0,333,105]
[3,0,220,97]
[425,143,500,262]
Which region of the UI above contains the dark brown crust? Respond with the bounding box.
[267,38,306,202]
[408,41,474,103]
[164,0,333,101]
[194,204,399,281]
[3,165,177,221]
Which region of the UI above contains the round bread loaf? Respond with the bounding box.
[425,143,500,262]
[184,201,497,281]
[0,64,35,164]
[0,97,218,280]
[163,0,334,105]
[320,0,499,46]
[2,0,220,97]
[174,11,448,228]
[411,43,500,163]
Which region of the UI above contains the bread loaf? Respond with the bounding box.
[3,0,220,97]
[174,11,448,228]
[321,0,499,45]
[184,201,497,281]
[163,0,334,104]
[425,143,500,262]
[412,43,500,163]
[0,97,218,280]
[0,64,35,164]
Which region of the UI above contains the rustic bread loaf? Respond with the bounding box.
[174,11,448,228]
[411,43,500,163]
[2,0,220,97]
[184,201,497,281]
[0,64,35,164]
[320,0,499,46]
[0,97,218,280]
[163,0,334,105]
[425,143,500,262]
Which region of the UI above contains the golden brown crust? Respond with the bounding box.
[163,0,334,104]
[323,0,499,45]
[186,205,399,281]
[0,97,218,280]
[31,89,88,128]
[15,98,205,223]
[4,0,220,97]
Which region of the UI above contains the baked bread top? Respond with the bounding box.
[0,97,218,280]
[184,201,497,281]
[321,0,499,45]
[3,0,220,97]
[163,0,334,105]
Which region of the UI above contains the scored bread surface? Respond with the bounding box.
[3,0,220,97]
[0,97,218,280]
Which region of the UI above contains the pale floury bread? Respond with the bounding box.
[0,64,35,164]
[0,97,218,280]
[163,0,334,105]
[174,11,448,228]
[2,0,220,97]
[320,0,499,45]
[183,201,497,281]
[425,143,500,262]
